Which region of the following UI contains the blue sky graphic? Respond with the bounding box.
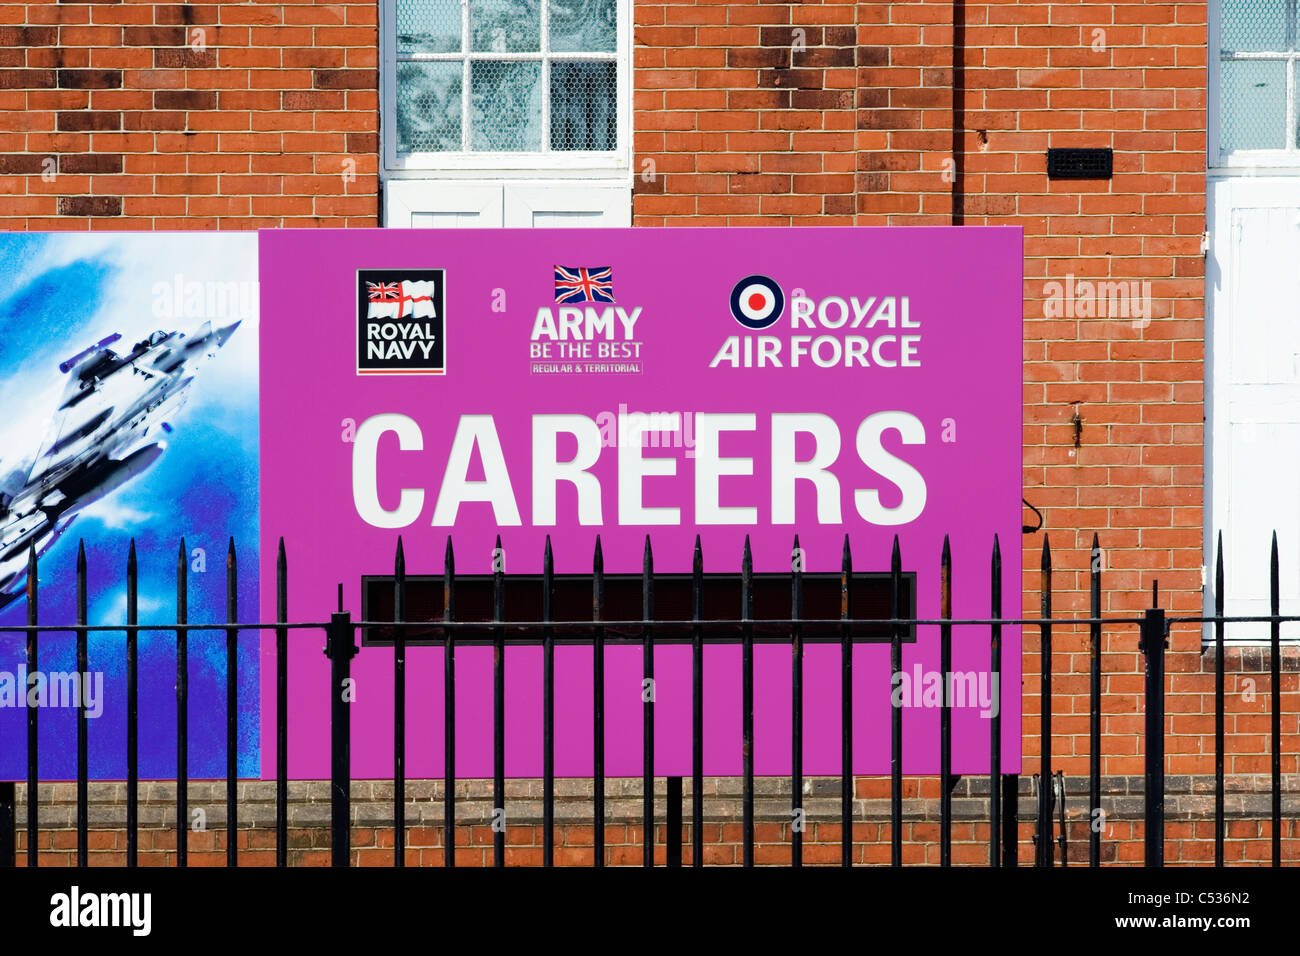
[0,233,260,780]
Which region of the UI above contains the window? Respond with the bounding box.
[383,0,630,175]
[1212,0,1300,164]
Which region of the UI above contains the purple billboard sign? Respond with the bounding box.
[258,226,1023,779]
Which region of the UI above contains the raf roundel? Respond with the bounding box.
[729,275,785,330]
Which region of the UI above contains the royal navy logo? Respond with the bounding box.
[357,269,445,375]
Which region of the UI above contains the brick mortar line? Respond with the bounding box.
[10,774,1299,827]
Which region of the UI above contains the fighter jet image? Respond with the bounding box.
[0,320,241,607]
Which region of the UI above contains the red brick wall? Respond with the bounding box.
[0,0,380,228]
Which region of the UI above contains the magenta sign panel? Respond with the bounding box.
[258,226,1023,779]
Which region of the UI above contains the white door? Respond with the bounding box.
[384,181,630,228]
[384,181,503,228]
[504,184,631,227]
[1207,177,1300,637]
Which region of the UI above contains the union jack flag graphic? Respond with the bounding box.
[366,279,437,319]
[554,265,615,304]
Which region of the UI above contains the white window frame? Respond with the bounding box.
[380,0,632,180]
[1210,0,1300,171]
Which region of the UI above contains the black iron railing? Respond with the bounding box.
[0,531,1295,867]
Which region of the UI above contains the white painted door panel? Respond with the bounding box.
[504,184,631,227]
[383,181,631,228]
[384,181,504,228]
[1208,178,1300,639]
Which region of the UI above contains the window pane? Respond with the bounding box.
[1220,58,1287,150]
[396,61,463,152]
[471,61,542,150]
[396,0,462,54]
[1219,0,1290,52]
[549,0,616,53]
[470,0,540,52]
[550,61,615,150]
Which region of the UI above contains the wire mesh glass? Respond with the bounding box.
[471,0,541,52]
[1220,58,1287,150]
[549,0,616,53]
[396,61,463,152]
[396,0,462,54]
[471,61,543,150]
[1219,0,1292,53]
[551,61,616,150]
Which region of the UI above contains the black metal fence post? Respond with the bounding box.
[176,539,188,868]
[690,536,703,868]
[1089,534,1102,868]
[542,536,555,868]
[1270,532,1281,868]
[1037,538,1052,868]
[127,540,139,867]
[76,543,88,868]
[225,539,238,867]
[989,536,1002,867]
[889,536,902,867]
[394,537,406,868]
[1140,588,1166,868]
[741,537,754,868]
[939,536,952,867]
[1214,533,1225,868]
[443,537,456,868]
[592,536,605,868]
[841,535,853,868]
[644,536,657,868]
[791,534,804,869]
[26,545,37,869]
[276,539,288,867]
[325,609,357,867]
[492,536,505,868]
